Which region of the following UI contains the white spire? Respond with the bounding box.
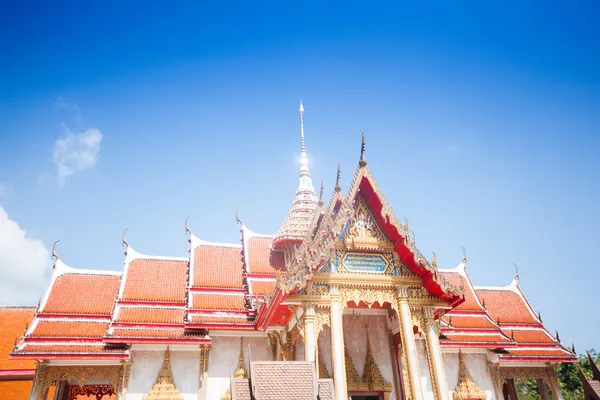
[298,100,315,194]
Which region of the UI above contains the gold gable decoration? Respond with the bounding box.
[234,338,247,378]
[344,197,391,251]
[453,351,486,400]
[143,347,183,400]
[344,340,364,391]
[363,329,393,392]
[318,348,330,379]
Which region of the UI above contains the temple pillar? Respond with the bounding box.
[30,360,49,400]
[388,331,403,400]
[396,287,423,400]
[424,308,449,400]
[546,373,564,400]
[329,284,347,400]
[304,304,317,363]
[536,378,551,400]
[119,360,132,400]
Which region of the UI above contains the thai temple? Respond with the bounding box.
[4,102,577,400]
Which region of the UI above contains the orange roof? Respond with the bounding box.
[442,314,497,330]
[475,286,539,325]
[247,237,285,274]
[439,271,482,311]
[441,333,510,343]
[193,245,243,289]
[505,348,572,357]
[29,321,108,338]
[122,259,188,302]
[189,314,253,324]
[108,328,205,338]
[251,280,277,296]
[509,329,556,344]
[0,381,34,399]
[192,293,246,310]
[117,307,185,324]
[18,344,124,354]
[43,273,120,315]
[0,307,36,370]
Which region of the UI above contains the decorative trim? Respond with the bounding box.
[142,347,183,400]
[453,351,486,400]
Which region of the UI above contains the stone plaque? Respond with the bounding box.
[342,253,389,273]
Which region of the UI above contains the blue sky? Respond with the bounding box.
[0,1,599,351]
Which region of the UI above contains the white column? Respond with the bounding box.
[424,308,449,400]
[330,285,347,400]
[547,374,564,400]
[397,288,423,400]
[304,304,317,363]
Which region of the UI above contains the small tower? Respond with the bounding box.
[273,101,320,261]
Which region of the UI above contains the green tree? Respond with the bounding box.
[557,348,599,400]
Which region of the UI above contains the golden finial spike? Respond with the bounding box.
[51,240,60,262]
[432,252,437,269]
[234,338,247,378]
[513,263,519,281]
[334,160,341,192]
[319,180,324,203]
[359,130,367,167]
[461,246,467,264]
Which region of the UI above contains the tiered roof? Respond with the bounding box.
[11,103,576,366]
[438,262,576,362]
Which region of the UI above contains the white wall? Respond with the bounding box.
[127,349,200,400]
[443,351,497,400]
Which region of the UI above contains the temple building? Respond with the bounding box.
[9,102,577,400]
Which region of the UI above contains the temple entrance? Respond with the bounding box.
[349,394,381,400]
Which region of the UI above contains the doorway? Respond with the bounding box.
[349,395,381,400]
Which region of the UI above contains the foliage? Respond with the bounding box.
[557,348,599,400]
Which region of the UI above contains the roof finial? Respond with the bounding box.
[432,252,438,269]
[334,160,342,192]
[51,240,60,263]
[513,263,519,281]
[359,130,367,167]
[122,229,129,255]
[319,180,324,204]
[300,101,306,153]
[461,246,467,264]
[185,217,192,236]
[556,330,561,343]
[235,208,243,226]
[571,343,576,354]
[538,310,542,322]
[296,101,315,193]
[481,297,486,309]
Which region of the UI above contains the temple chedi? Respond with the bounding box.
[7,102,576,400]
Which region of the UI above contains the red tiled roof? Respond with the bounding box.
[0,381,34,399]
[122,259,188,302]
[247,237,285,274]
[108,328,204,338]
[18,344,124,354]
[0,307,36,370]
[191,293,246,310]
[250,280,277,296]
[29,321,108,338]
[117,307,185,324]
[193,245,243,289]
[441,315,497,329]
[440,333,510,343]
[475,287,539,324]
[505,348,572,357]
[188,314,253,324]
[43,274,120,315]
[509,329,556,344]
[439,271,482,311]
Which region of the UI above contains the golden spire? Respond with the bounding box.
[452,350,485,400]
[334,160,342,192]
[363,327,392,391]
[234,338,247,378]
[143,347,183,400]
[359,130,367,167]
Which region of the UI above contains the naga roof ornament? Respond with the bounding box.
[273,101,319,249]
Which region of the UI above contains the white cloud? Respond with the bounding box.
[0,206,50,305]
[52,127,103,186]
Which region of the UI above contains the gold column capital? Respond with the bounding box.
[396,286,409,302]
[423,307,436,322]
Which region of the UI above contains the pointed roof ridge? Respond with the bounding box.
[474,278,519,292]
[241,224,274,240]
[54,258,122,277]
[124,245,188,264]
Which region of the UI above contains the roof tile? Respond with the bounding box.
[30,321,108,338]
[0,307,36,370]
[193,245,243,289]
[247,237,285,274]
[191,293,246,310]
[122,259,188,302]
[117,307,185,324]
[43,274,120,315]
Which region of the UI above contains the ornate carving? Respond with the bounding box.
[143,347,183,400]
[68,384,115,400]
[234,339,247,379]
[339,288,398,312]
[318,347,330,379]
[453,351,486,400]
[199,346,210,382]
[39,365,122,398]
[344,197,389,250]
[362,328,393,392]
[344,340,363,392]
